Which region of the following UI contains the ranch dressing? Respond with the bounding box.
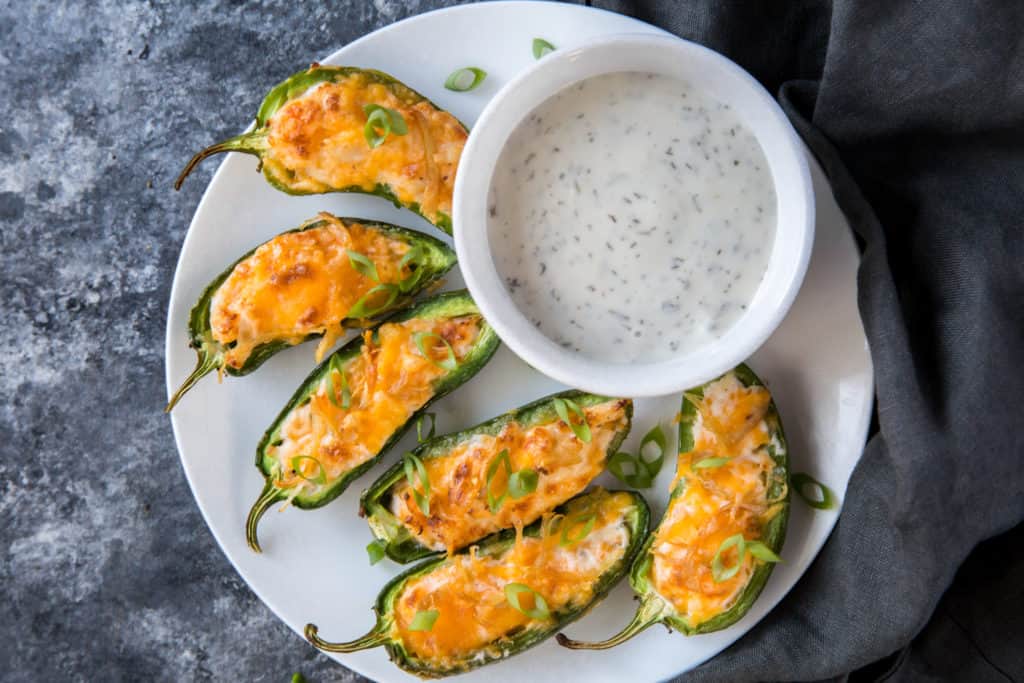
[487,72,777,363]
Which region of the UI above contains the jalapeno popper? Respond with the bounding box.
[306,488,649,678]
[175,65,467,233]
[361,392,633,563]
[246,291,499,552]
[166,213,456,411]
[558,365,789,647]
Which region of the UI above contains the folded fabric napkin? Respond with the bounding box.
[592,1,1024,680]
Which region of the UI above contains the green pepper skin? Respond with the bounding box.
[360,391,633,564]
[305,488,650,678]
[174,66,465,234]
[165,215,457,412]
[557,364,790,649]
[245,290,500,553]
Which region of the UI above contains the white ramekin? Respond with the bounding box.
[453,33,814,397]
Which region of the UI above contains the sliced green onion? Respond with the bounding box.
[507,468,539,499]
[559,512,596,547]
[347,283,399,319]
[327,356,351,409]
[552,397,591,443]
[413,331,458,371]
[607,452,654,489]
[346,249,381,282]
[670,478,687,499]
[366,539,386,565]
[403,452,431,516]
[444,66,487,92]
[532,38,555,59]
[398,244,426,293]
[417,412,436,443]
[290,455,327,486]
[682,391,703,407]
[694,456,731,469]
[745,540,782,563]
[362,104,407,148]
[711,533,746,582]
[408,609,439,631]
[637,424,667,478]
[485,449,512,513]
[504,583,550,620]
[792,472,837,510]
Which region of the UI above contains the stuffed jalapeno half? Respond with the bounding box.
[166,213,456,411]
[175,65,467,233]
[558,364,789,647]
[245,290,499,552]
[306,488,649,678]
[361,392,633,563]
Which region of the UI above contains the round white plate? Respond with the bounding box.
[165,2,873,681]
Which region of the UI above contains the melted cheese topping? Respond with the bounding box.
[388,399,629,553]
[391,490,632,666]
[264,74,466,224]
[269,315,482,492]
[650,372,778,627]
[209,214,412,369]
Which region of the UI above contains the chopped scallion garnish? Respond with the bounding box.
[792,472,837,510]
[637,424,667,477]
[711,533,746,582]
[347,283,399,319]
[290,455,327,486]
[552,397,591,443]
[417,413,436,443]
[559,512,596,547]
[532,38,556,59]
[346,249,381,282]
[363,104,407,148]
[507,467,539,499]
[607,451,653,488]
[366,539,386,565]
[412,331,458,371]
[694,456,730,469]
[403,452,431,516]
[408,609,439,631]
[504,583,550,619]
[444,66,487,92]
[326,356,351,409]
[485,449,539,512]
[711,534,780,582]
[745,540,782,562]
[398,244,426,293]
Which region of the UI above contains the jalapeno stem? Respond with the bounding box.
[165,347,222,412]
[555,597,664,650]
[305,623,388,653]
[174,131,267,190]
[246,483,284,553]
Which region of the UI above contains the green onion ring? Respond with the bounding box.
[444,66,487,92]
[792,472,837,509]
[504,583,550,620]
[408,609,439,631]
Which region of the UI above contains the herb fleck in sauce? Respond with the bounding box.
[488,72,777,363]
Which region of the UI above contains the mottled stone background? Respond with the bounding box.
[0,2,482,681]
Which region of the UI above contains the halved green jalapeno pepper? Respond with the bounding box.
[306,488,650,678]
[175,65,467,234]
[361,391,633,564]
[166,213,456,411]
[558,364,789,647]
[246,290,499,552]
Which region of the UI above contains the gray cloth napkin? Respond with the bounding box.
[591,1,1024,681]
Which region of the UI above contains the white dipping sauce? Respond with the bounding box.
[487,72,777,363]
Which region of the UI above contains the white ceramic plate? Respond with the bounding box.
[165,3,873,682]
